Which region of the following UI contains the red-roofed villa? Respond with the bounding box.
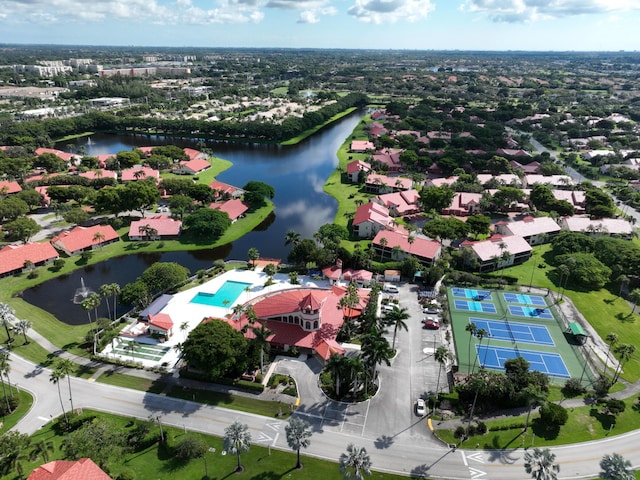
[51,225,120,255]
[28,458,112,480]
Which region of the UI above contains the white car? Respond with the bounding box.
[416,398,426,416]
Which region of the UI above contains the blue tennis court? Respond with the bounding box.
[452,288,492,300]
[454,300,497,313]
[477,345,570,378]
[503,293,547,306]
[508,305,553,319]
[469,318,554,346]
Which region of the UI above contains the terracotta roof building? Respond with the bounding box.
[211,199,249,222]
[173,158,211,175]
[0,180,22,194]
[463,235,532,272]
[120,167,160,182]
[51,225,120,255]
[0,242,59,277]
[128,216,182,240]
[28,458,112,480]
[352,201,394,238]
[494,216,561,245]
[372,230,442,265]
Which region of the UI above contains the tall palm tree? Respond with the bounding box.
[29,440,55,463]
[250,323,274,373]
[470,328,488,375]
[108,283,121,320]
[284,229,301,247]
[384,306,409,351]
[603,333,618,375]
[339,443,372,479]
[613,344,636,383]
[629,288,640,315]
[599,453,635,480]
[346,354,365,397]
[0,303,15,343]
[285,417,312,469]
[360,324,393,381]
[55,358,75,413]
[378,237,388,261]
[326,353,349,397]
[523,447,560,480]
[247,247,259,268]
[180,321,189,339]
[99,284,112,321]
[523,385,547,432]
[465,322,478,370]
[49,369,68,424]
[92,231,106,247]
[223,420,251,473]
[434,346,450,398]
[14,319,32,345]
[0,352,12,412]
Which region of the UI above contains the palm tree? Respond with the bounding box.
[470,328,488,375]
[613,344,636,383]
[434,346,450,398]
[339,443,372,479]
[55,358,75,413]
[384,306,409,351]
[523,385,547,432]
[603,332,619,375]
[629,288,640,315]
[523,447,559,480]
[223,420,251,473]
[92,231,106,247]
[0,303,15,343]
[180,321,189,340]
[250,323,274,373]
[326,353,349,397]
[616,274,630,297]
[285,417,312,469]
[346,354,365,397]
[284,229,301,247]
[14,319,32,345]
[465,322,478,370]
[29,440,55,463]
[108,283,121,320]
[99,284,112,321]
[49,369,68,424]
[360,324,393,381]
[247,247,259,268]
[0,352,12,412]
[599,453,635,480]
[378,237,388,261]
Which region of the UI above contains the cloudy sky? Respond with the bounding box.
[1,0,639,50]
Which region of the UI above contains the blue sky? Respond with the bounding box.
[1,0,640,51]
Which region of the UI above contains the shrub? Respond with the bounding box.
[454,426,466,438]
[540,402,568,426]
[115,469,136,480]
[562,378,587,397]
[605,398,626,416]
[476,421,487,434]
[593,375,612,396]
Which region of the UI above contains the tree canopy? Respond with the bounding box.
[184,208,231,239]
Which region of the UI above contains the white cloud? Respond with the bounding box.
[461,0,640,23]
[347,0,435,24]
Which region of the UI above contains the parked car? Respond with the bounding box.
[383,284,399,294]
[381,304,395,313]
[423,318,440,330]
[423,306,440,314]
[416,398,426,416]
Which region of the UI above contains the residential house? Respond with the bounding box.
[524,174,573,188]
[51,225,120,255]
[494,216,561,245]
[350,140,375,152]
[0,242,59,277]
[463,235,532,272]
[322,263,373,287]
[367,122,388,137]
[78,169,117,181]
[211,199,249,222]
[510,160,541,175]
[120,166,160,182]
[364,173,412,194]
[128,216,182,240]
[373,189,420,217]
[0,180,22,195]
[209,180,244,200]
[372,230,442,265]
[442,192,483,216]
[559,216,634,237]
[552,190,586,214]
[496,148,532,158]
[34,148,79,164]
[352,201,394,238]
[28,458,112,480]
[424,176,458,188]
[346,160,371,183]
[476,174,521,187]
[173,158,211,175]
[370,149,403,172]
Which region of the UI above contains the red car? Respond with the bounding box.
[423,318,440,330]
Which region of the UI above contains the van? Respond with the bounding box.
[384,284,399,294]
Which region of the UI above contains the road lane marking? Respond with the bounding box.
[469,467,487,478]
[466,452,485,464]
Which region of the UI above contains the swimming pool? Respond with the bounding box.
[190,280,252,307]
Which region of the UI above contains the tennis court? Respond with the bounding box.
[452,288,492,300]
[469,318,554,346]
[503,293,546,306]
[477,345,570,378]
[508,305,553,319]
[454,300,497,313]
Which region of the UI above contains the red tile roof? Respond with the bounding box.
[78,169,117,180]
[183,148,205,160]
[149,313,174,331]
[0,180,22,194]
[128,216,182,238]
[28,458,112,480]
[211,199,249,221]
[372,230,442,261]
[34,148,78,162]
[120,167,159,182]
[0,242,59,276]
[51,225,119,254]
[209,180,242,197]
[353,201,392,227]
[176,158,210,174]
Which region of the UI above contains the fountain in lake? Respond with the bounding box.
[73,277,95,304]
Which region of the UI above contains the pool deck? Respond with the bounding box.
[101,268,333,369]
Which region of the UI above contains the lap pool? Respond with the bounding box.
[190,280,252,307]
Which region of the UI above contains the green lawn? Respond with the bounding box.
[437,394,640,450]
[1,410,411,480]
[159,156,231,185]
[96,371,167,394]
[0,389,34,435]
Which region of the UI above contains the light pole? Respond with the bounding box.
[528,257,537,292]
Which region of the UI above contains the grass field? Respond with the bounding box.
[1,409,410,480]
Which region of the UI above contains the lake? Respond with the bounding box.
[22,112,363,324]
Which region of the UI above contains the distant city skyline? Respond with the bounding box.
[1,0,640,52]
